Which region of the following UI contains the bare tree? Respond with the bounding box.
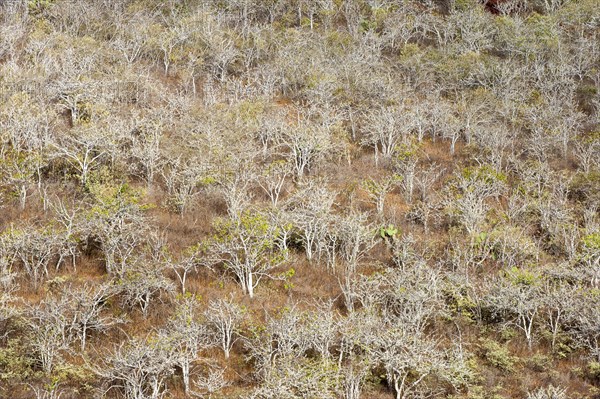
[484,269,544,350]
[193,365,229,398]
[201,17,240,82]
[82,185,149,276]
[393,143,420,203]
[154,20,194,76]
[414,163,445,204]
[541,279,575,350]
[0,91,53,163]
[216,163,257,220]
[362,174,401,216]
[0,151,40,210]
[64,283,123,351]
[161,157,208,214]
[26,297,73,374]
[245,303,341,397]
[278,114,334,179]
[578,233,600,288]
[0,268,18,340]
[168,244,207,294]
[338,211,376,312]
[569,290,600,361]
[92,336,176,399]
[27,383,68,399]
[51,127,112,187]
[257,160,292,207]
[372,327,444,399]
[485,225,539,269]
[527,385,568,399]
[210,212,286,298]
[161,294,212,395]
[473,124,516,171]
[356,262,445,333]
[1,226,58,290]
[449,8,495,54]
[112,13,154,66]
[114,260,175,317]
[249,356,340,399]
[362,104,412,164]
[287,178,336,263]
[128,117,164,186]
[574,136,600,174]
[204,297,245,359]
[339,355,370,399]
[302,300,339,360]
[51,199,82,270]
[444,166,506,235]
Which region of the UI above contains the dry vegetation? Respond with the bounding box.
[0,0,599,398]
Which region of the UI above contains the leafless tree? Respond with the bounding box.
[114,260,175,317]
[155,20,194,76]
[257,160,292,207]
[569,290,600,361]
[0,151,40,209]
[339,355,370,399]
[372,327,444,399]
[393,144,420,203]
[193,365,229,398]
[1,226,58,290]
[81,187,149,277]
[541,279,575,350]
[51,127,112,187]
[448,8,495,54]
[362,104,411,164]
[210,212,286,298]
[161,294,212,395]
[64,283,123,351]
[357,262,445,333]
[0,92,53,156]
[278,114,333,179]
[27,383,68,399]
[128,117,164,186]
[92,335,176,399]
[216,163,257,220]
[162,157,208,214]
[0,269,18,340]
[473,124,516,171]
[51,199,82,270]
[249,356,340,399]
[204,297,245,359]
[527,385,569,399]
[444,166,506,235]
[26,298,74,374]
[338,211,376,312]
[112,13,154,66]
[414,163,445,204]
[362,174,401,216]
[168,245,207,295]
[484,269,544,350]
[577,233,600,289]
[197,13,240,82]
[573,136,600,174]
[287,179,336,263]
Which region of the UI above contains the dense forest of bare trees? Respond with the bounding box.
[0,0,599,398]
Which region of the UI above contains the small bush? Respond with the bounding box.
[526,354,551,372]
[480,339,517,372]
[588,361,600,382]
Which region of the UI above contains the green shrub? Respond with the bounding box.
[480,339,517,372]
[588,361,600,381]
[0,338,35,383]
[526,354,551,372]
